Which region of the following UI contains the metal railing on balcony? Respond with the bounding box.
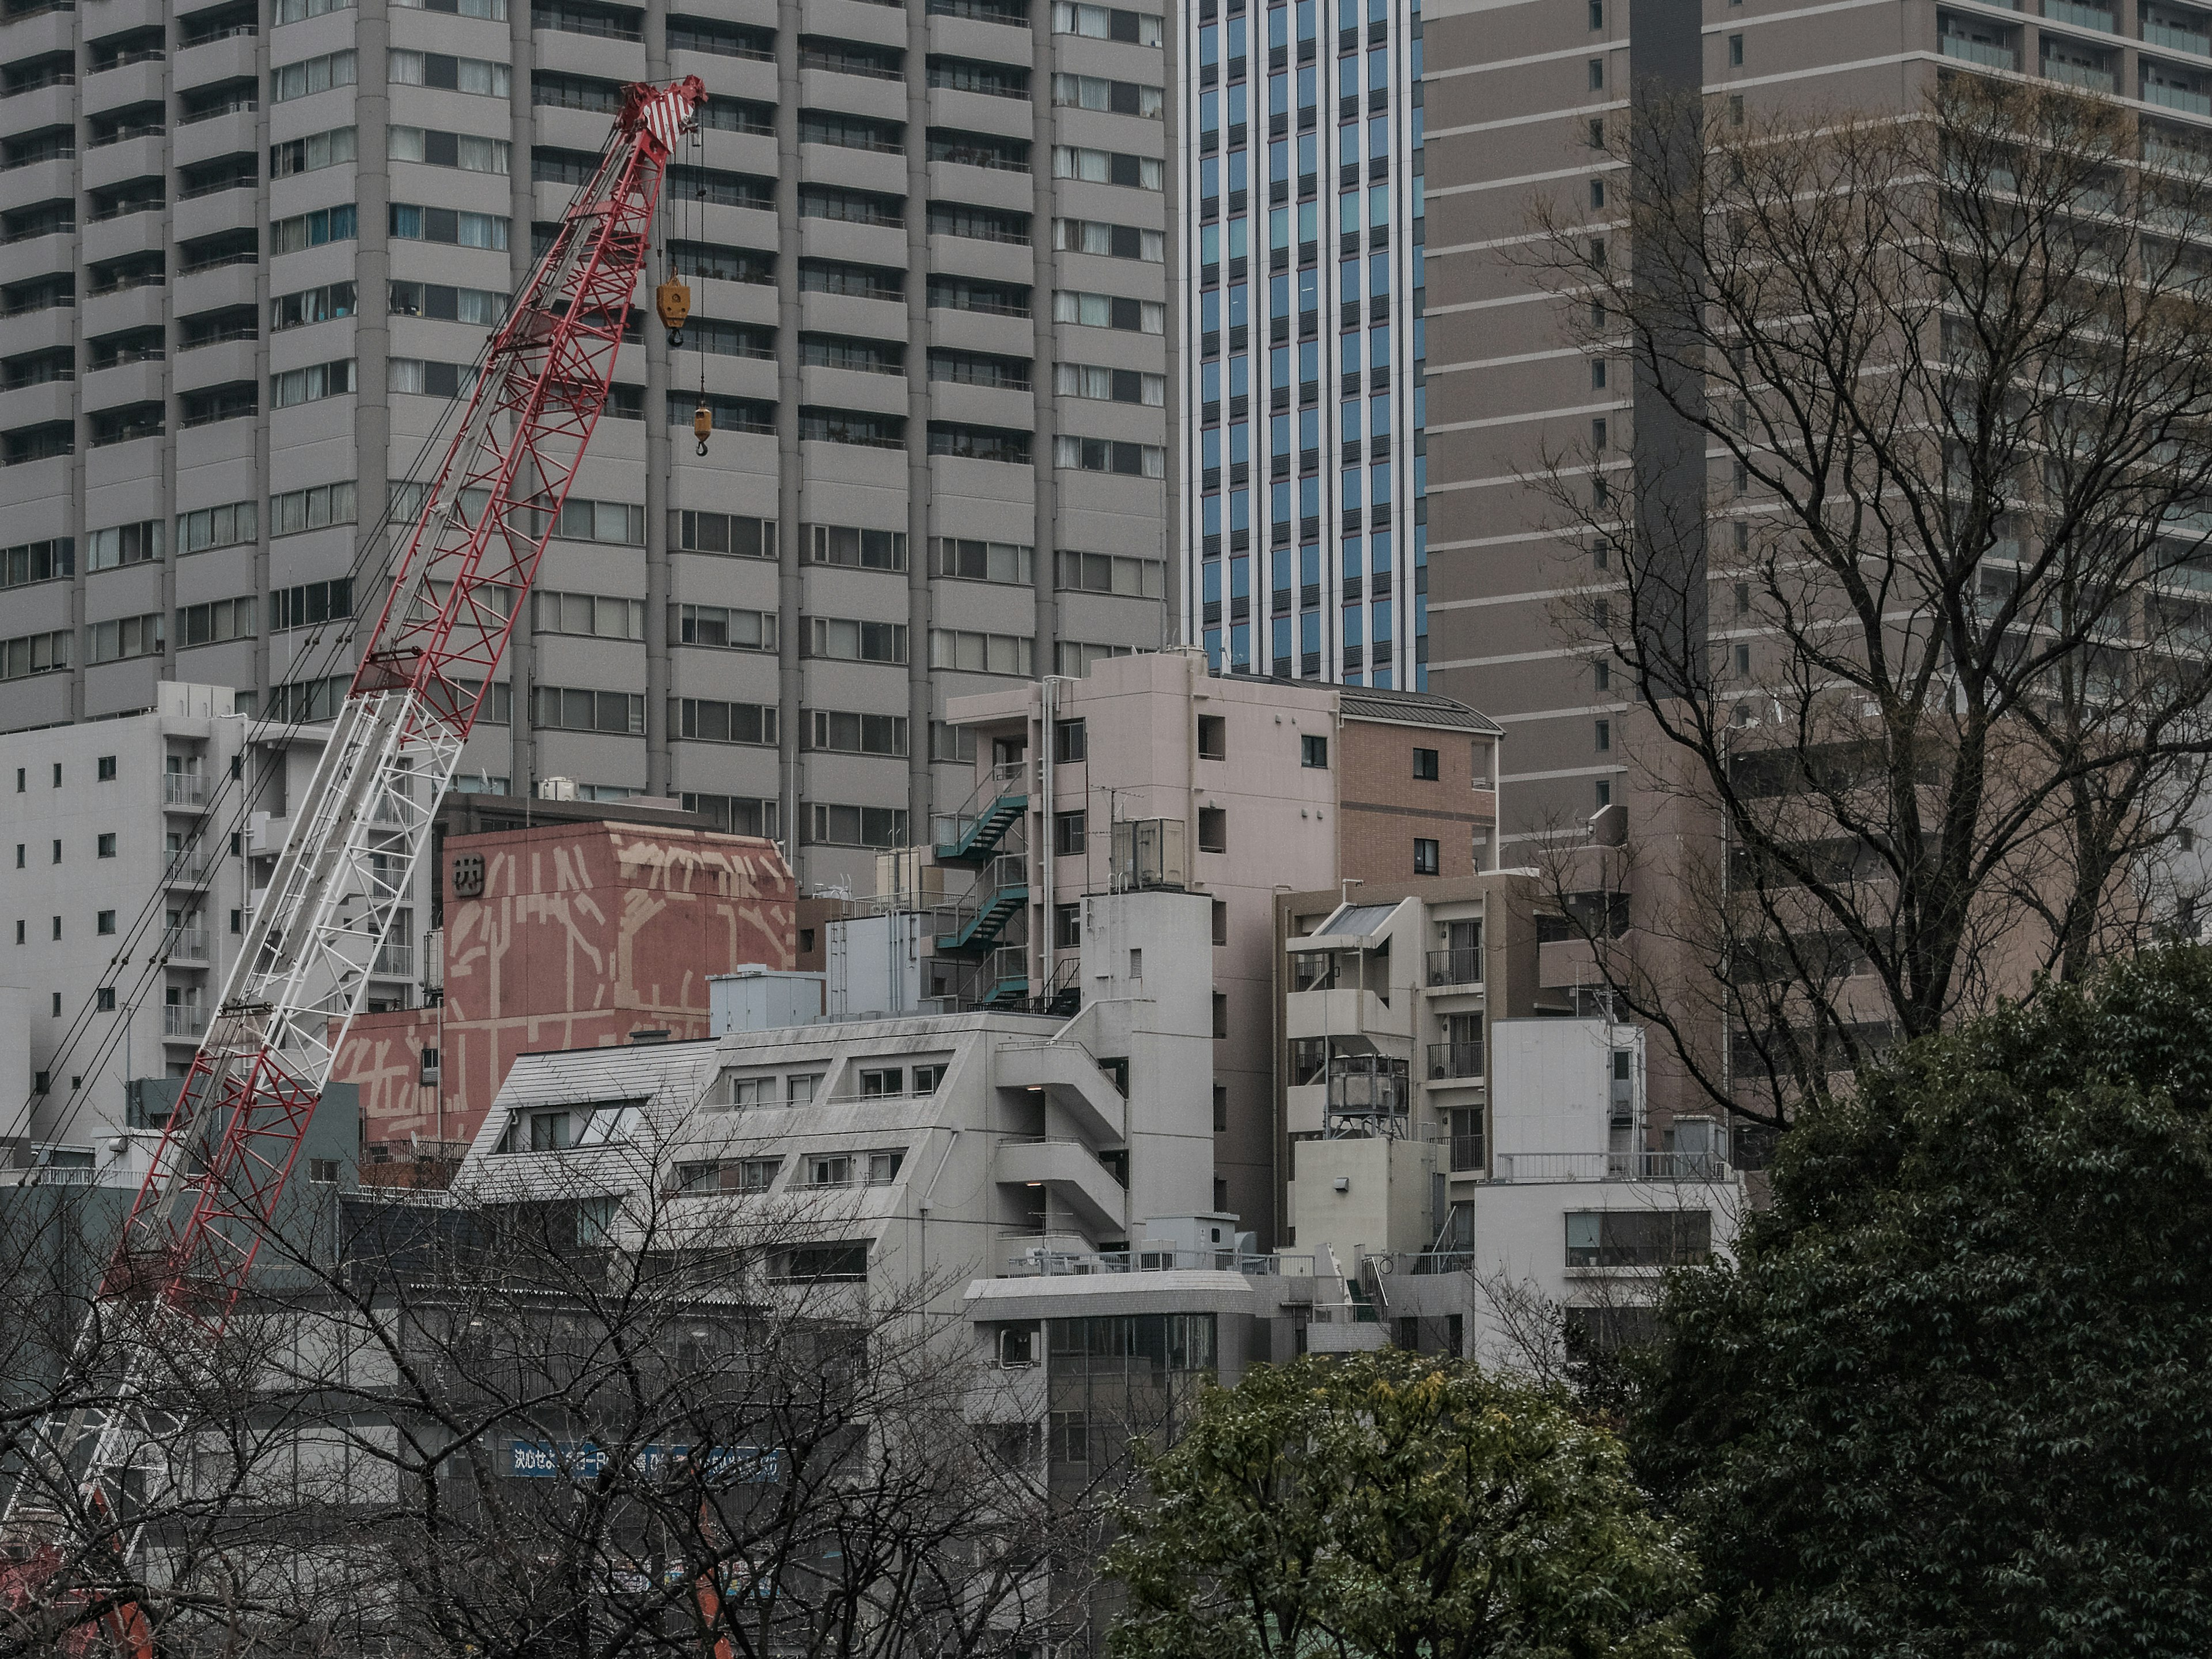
[164,851,216,887]
[2041,0,2115,28]
[88,122,165,149]
[163,771,210,808]
[1940,33,2019,69]
[160,926,209,961]
[1425,947,1482,988]
[1491,1151,1732,1183]
[162,1005,209,1039]
[2143,75,2212,112]
[2044,56,2117,91]
[372,942,415,978]
[178,98,255,126]
[1426,1041,1484,1081]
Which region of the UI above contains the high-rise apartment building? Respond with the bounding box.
[0,0,1179,888]
[1177,0,1431,689]
[1418,0,2212,842]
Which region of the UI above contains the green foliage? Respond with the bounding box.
[1104,1347,1702,1659]
[1640,945,2212,1659]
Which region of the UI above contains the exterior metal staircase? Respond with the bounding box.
[932,762,1028,865]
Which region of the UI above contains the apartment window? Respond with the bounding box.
[808,618,908,664]
[806,524,907,571]
[1588,57,1604,89]
[532,688,646,734]
[1213,1084,1229,1131]
[388,126,511,173]
[930,721,978,765]
[390,204,509,249]
[929,128,1030,171]
[1055,363,1166,406]
[929,275,1030,317]
[1734,642,1752,676]
[1198,806,1228,852]
[1053,290,1166,333]
[929,348,1032,391]
[86,522,161,573]
[1411,746,1441,781]
[270,579,352,632]
[1056,641,1134,678]
[1595,719,1612,752]
[50,840,59,865]
[1054,719,1087,763]
[87,613,164,665]
[930,630,1036,675]
[1055,903,1082,948]
[1727,32,1743,65]
[388,49,512,95]
[0,538,71,591]
[676,699,778,746]
[799,185,904,227]
[806,805,910,847]
[96,987,116,1012]
[931,423,1032,464]
[1051,73,1164,116]
[270,205,357,255]
[1054,218,1166,262]
[176,599,256,648]
[1588,118,1604,147]
[1588,0,1602,26]
[1594,658,1612,692]
[536,591,645,641]
[1054,435,1164,477]
[1565,1209,1711,1267]
[929,55,1029,97]
[386,358,477,400]
[274,359,358,407]
[676,604,775,650]
[97,757,116,782]
[1302,733,1328,768]
[1729,94,1745,126]
[682,794,779,838]
[271,126,358,177]
[928,202,1032,245]
[97,910,116,934]
[1734,581,1752,616]
[806,710,907,757]
[1212,993,1229,1039]
[271,49,357,103]
[934,538,1035,585]
[737,1157,781,1193]
[800,408,907,449]
[270,482,354,537]
[1414,838,1441,876]
[857,1068,904,1100]
[176,503,256,556]
[1054,810,1086,856]
[673,511,775,559]
[1052,3,1164,46]
[1198,715,1228,760]
[389,282,507,325]
[1211,900,1229,946]
[1055,550,1165,598]
[866,1151,905,1185]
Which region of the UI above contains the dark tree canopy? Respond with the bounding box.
[1106,1349,1701,1659]
[1637,945,2212,1659]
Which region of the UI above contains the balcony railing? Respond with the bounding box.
[88,123,165,149]
[2041,0,2114,29]
[179,22,257,47]
[2145,18,2211,53]
[162,1005,209,1039]
[1426,1041,1484,1081]
[164,851,216,886]
[1940,33,2019,69]
[179,99,256,126]
[1491,1151,1732,1183]
[0,146,75,171]
[2044,57,2117,92]
[164,772,210,808]
[161,926,209,961]
[372,942,415,978]
[1425,947,1482,988]
[0,220,72,244]
[2144,77,2212,112]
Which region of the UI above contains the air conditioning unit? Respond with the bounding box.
[537,775,578,801]
[1111,817,1187,891]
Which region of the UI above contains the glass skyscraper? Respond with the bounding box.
[1180,0,1427,688]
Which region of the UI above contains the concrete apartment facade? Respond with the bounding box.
[1415,0,2212,845]
[0,680,433,1158]
[0,0,1180,892]
[1176,0,1434,689]
[941,646,1498,1243]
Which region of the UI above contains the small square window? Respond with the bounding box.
[97,910,116,935]
[866,1150,904,1184]
[1596,779,1613,808]
[1588,56,1604,89]
[309,1158,340,1184]
[1591,360,1607,391]
[1414,838,1441,875]
[1589,179,1606,210]
[96,834,116,858]
[1055,810,1087,856]
[787,1074,820,1104]
[738,1157,781,1192]
[1594,719,1613,752]
[858,1067,904,1098]
[1588,0,1602,25]
[1588,118,1604,147]
[1413,747,1440,780]
[96,986,115,1012]
[1198,714,1228,759]
[1198,806,1228,852]
[913,1065,942,1093]
[96,756,116,782]
[230,909,243,934]
[1594,658,1612,692]
[1592,416,1608,448]
[1054,718,1087,763]
[1734,643,1752,676]
[1727,32,1743,65]
[1301,733,1329,767]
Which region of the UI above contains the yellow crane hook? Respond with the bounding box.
[693,397,712,457]
[656,276,691,348]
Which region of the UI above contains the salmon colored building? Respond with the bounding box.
[335,820,795,1169]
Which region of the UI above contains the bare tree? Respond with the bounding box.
[1529,77,2212,1124]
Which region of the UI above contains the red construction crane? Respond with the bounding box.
[0,76,706,1654]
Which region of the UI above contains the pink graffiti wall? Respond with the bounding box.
[335,822,794,1156]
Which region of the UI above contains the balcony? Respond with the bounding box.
[162,1005,209,1040]
[164,851,217,887]
[163,772,210,809]
[1940,33,2019,69]
[2144,75,2212,112]
[1425,947,1482,988]
[372,942,415,979]
[161,926,210,963]
[1426,1040,1484,1082]
[2041,0,2114,28]
[1491,1151,1732,1183]
[2044,56,2117,91]
[2145,18,2211,53]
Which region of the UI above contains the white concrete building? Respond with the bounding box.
[0,680,431,1167]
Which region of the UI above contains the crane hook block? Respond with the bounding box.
[656,278,691,347]
[693,398,713,457]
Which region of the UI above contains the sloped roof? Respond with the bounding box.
[1339,686,1504,736]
